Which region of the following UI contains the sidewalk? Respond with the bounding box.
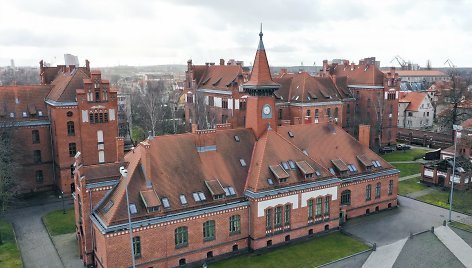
[399,173,421,181]
[362,238,407,268]
[435,225,472,267]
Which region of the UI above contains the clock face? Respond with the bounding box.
[262,104,272,119]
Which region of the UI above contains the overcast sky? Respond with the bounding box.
[1,0,471,68]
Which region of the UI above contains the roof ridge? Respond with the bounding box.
[244,130,269,191]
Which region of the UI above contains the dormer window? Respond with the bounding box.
[288,160,296,169]
[347,164,357,173]
[281,161,290,170]
[22,112,27,117]
[38,111,43,116]
[193,191,207,202]
[296,161,315,179]
[267,178,274,185]
[161,197,170,209]
[129,203,138,214]
[179,194,188,205]
[205,180,226,200]
[372,160,382,168]
[331,159,349,175]
[329,168,336,175]
[140,189,161,213]
[223,186,236,196]
[269,165,289,183]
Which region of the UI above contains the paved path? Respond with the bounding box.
[435,226,472,267]
[399,173,421,181]
[52,233,83,268]
[362,238,407,268]
[1,198,74,268]
[406,187,436,199]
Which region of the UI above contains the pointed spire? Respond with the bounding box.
[243,25,280,94]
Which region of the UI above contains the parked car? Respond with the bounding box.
[396,144,411,150]
[379,146,395,154]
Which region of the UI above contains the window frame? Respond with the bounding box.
[229,215,241,235]
[132,236,141,258]
[341,190,351,205]
[203,220,216,241]
[375,182,381,199]
[32,130,40,144]
[175,226,188,248]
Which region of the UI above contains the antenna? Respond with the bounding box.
[444,59,456,68]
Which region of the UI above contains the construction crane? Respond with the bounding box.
[444,59,456,68]
[390,55,407,69]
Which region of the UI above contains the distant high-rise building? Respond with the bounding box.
[64,54,79,66]
[10,59,15,68]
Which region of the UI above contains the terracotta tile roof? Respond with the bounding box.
[385,70,447,77]
[273,72,343,103]
[296,161,315,175]
[197,65,243,91]
[357,154,373,167]
[331,63,385,86]
[331,159,349,172]
[399,92,427,111]
[277,123,392,175]
[245,129,332,192]
[462,118,472,128]
[244,32,279,88]
[80,162,123,182]
[97,128,256,225]
[47,69,89,102]
[0,85,51,121]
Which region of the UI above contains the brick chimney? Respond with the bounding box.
[85,59,90,73]
[358,124,370,147]
[220,59,225,65]
[116,137,124,162]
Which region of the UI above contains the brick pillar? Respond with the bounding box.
[358,125,370,147]
[116,137,124,162]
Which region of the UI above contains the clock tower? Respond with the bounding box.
[244,26,280,139]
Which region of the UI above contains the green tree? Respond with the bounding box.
[0,124,17,211]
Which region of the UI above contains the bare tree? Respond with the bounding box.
[437,70,472,136]
[194,93,217,130]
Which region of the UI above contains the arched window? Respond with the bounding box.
[341,190,351,205]
[67,121,75,136]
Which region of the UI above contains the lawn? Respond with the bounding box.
[392,163,422,177]
[210,232,369,268]
[450,221,472,232]
[42,208,76,236]
[381,148,430,162]
[0,220,22,268]
[417,189,472,215]
[398,177,428,195]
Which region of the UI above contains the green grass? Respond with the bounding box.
[391,163,422,177]
[450,221,472,232]
[381,148,430,162]
[398,177,428,195]
[42,208,76,236]
[0,220,22,268]
[417,190,472,215]
[210,232,369,268]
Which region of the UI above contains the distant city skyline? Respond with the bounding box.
[1,0,471,68]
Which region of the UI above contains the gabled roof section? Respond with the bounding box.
[244,28,280,89]
[197,65,243,91]
[331,159,349,172]
[140,189,161,208]
[245,129,332,192]
[296,161,315,175]
[205,180,225,196]
[331,62,385,86]
[274,72,342,104]
[0,85,51,122]
[399,92,428,112]
[46,68,89,102]
[277,123,392,175]
[357,154,373,168]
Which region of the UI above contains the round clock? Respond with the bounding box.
[263,105,271,115]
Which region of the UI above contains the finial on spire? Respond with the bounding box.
[258,23,265,50]
[259,23,263,40]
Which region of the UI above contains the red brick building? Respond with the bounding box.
[320,58,401,148]
[0,61,120,194]
[75,30,399,268]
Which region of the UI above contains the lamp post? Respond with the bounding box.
[448,124,462,222]
[120,166,136,268]
[61,191,65,214]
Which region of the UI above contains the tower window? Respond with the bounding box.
[67,121,75,136]
[69,143,77,157]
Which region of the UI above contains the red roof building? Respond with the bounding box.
[75,30,400,268]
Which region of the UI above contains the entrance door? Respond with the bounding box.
[339,211,345,225]
[438,176,445,187]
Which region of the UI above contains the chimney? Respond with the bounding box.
[350,62,355,70]
[191,123,198,134]
[322,60,328,73]
[343,60,350,65]
[209,62,215,66]
[85,59,90,74]
[220,59,225,65]
[187,59,192,69]
[140,141,152,180]
[358,124,370,147]
[116,137,124,162]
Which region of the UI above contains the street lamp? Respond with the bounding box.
[120,166,136,268]
[448,124,463,222]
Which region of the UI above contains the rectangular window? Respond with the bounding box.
[229,215,241,234]
[33,150,42,163]
[274,206,282,227]
[32,130,40,144]
[203,220,216,241]
[208,96,214,106]
[308,199,313,219]
[35,170,44,183]
[175,227,188,248]
[388,180,393,195]
[375,183,381,199]
[266,209,272,230]
[284,204,291,225]
[316,197,322,217]
[69,143,77,157]
[324,196,330,216]
[67,121,75,136]
[222,99,228,109]
[366,184,372,201]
